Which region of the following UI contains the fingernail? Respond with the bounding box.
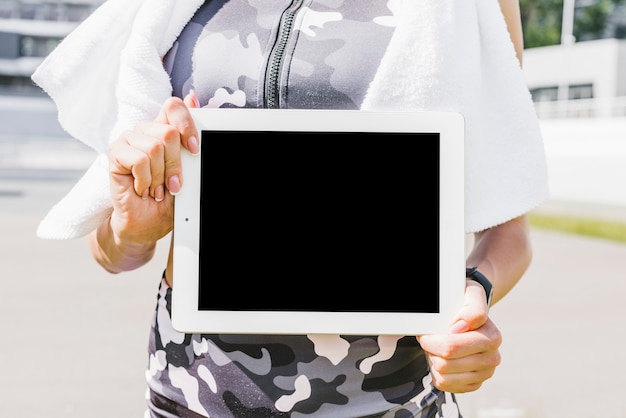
[141,188,149,200]
[450,320,469,334]
[167,175,181,195]
[189,89,201,108]
[188,135,200,155]
[155,185,164,202]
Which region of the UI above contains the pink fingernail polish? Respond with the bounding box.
[155,185,165,202]
[189,89,200,108]
[168,175,181,195]
[188,135,200,155]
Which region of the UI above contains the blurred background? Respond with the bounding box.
[1,1,626,417]
[3,0,626,208]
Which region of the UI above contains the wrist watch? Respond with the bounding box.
[466,267,494,307]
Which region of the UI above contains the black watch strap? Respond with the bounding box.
[466,267,494,307]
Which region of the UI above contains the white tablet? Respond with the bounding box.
[172,108,465,335]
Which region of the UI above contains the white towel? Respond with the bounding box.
[32,0,204,239]
[32,0,548,239]
[362,1,549,231]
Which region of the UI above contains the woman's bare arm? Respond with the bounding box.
[498,0,524,66]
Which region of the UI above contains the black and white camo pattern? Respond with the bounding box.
[149,1,463,416]
[163,0,397,110]
[147,279,461,417]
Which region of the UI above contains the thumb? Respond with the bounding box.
[184,89,201,109]
[449,279,489,334]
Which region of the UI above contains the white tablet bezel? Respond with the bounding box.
[172,108,465,335]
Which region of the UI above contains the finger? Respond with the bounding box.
[417,321,502,360]
[181,89,201,160]
[428,367,492,394]
[428,347,501,375]
[449,279,490,333]
[184,89,201,109]
[121,125,179,200]
[154,97,200,195]
[156,96,200,155]
[109,132,159,198]
[426,348,500,393]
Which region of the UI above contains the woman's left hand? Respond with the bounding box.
[416,279,503,393]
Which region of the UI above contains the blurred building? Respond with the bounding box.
[0,0,104,174]
[0,0,104,97]
[522,0,626,119]
[2,0,626,117]
[523,38,626,119]
[522,3,626,208]
[1,0,625,120]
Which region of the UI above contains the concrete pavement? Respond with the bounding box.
[0,178,166,417]
[2,176,626,418]
[458,222,626,418]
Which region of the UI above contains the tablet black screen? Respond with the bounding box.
[198,131,440,313]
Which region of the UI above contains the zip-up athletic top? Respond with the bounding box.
[147,1,462,417]
[163,0,394,110]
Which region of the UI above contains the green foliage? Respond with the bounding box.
[519,0,626,48]
[520,0,564,47]
[576,0,612,41]
[529,212,626,243]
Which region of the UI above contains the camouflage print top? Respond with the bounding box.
[163,0,396,110]
[148,1,463,417]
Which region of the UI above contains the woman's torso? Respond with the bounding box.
[150,1,461,417]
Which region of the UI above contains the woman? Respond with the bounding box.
[33,1,549,416]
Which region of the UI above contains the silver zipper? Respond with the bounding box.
[264,0,304,108]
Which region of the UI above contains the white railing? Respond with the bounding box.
[534,96,626,119]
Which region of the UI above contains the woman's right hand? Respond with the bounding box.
[107,93,200,245]
[92,92,200,273]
